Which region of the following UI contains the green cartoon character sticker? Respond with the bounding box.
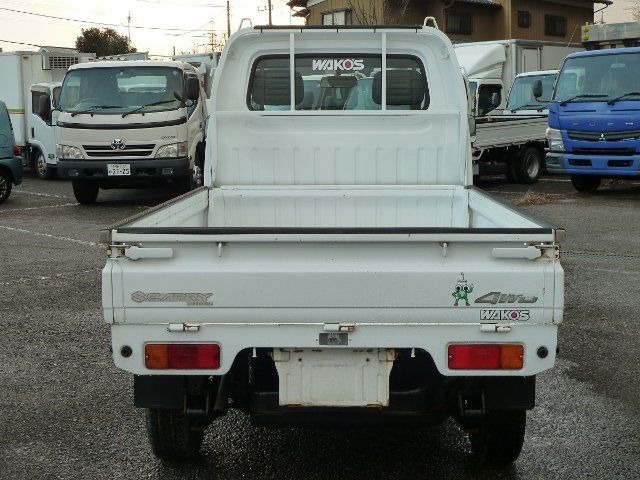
[452,273,474,307]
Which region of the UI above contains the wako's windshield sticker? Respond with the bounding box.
[452,273,474,307]
[311,59,365,71]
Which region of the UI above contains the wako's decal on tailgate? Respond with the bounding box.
[480,309,530,321]
[475,292,538,304]
[452,273,474,307]
[312,59,365,71]
[131,291,213,306]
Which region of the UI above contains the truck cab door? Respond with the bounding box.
[28,85,57,166]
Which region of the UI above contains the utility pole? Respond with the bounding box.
[127,10,131,43]
[226,1,231,40]
[259,0,273,26]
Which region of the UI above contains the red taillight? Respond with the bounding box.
[448,344,524,370]
[13,145,20,156]
[145,343,220,369]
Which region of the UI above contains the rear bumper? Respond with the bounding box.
[546,152,640,176]
[57,156,190,183]
[0,156,23,185]
[132,356,536,423]
[110,322,558,377]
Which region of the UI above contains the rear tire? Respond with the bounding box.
[570,175,601,193]
[72,180,99,204]
[468,410,526,467]
[146,408,205,461]
[32,150,55,180]
[510,146,542,184]
[0,170,12,204]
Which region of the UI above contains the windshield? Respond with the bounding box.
[553,53,640,103]
[59,66,184,114]
[507,74,556,110]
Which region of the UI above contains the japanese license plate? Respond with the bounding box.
[107,164,131,176]
[318,332,349,346]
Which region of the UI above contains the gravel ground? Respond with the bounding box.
[1,175,638,479]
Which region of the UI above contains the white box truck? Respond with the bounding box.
[52,60,208,203]
[455,40,580,183]
[101,25,565,467]
[172,53,219,99]
[0,49,95,178]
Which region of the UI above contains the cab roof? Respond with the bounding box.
[68,60,195,71]
[566,46,640,59]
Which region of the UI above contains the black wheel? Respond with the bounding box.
[468,410,526,467]
[146,408,205,461]
[72,180,99,204]
[570,175,601,193]
[511,147,542,184]
[32,150,55,180]
[0,170,12,204]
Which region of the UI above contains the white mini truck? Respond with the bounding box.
[101,25,564,467]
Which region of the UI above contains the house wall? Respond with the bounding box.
[509,0,593,44]
[303,0,593,45]
[306,0,383,25]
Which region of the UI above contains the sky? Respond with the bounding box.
[0,0,303,57]
[0,1,636,57]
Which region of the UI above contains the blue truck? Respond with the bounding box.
[546,26,640,192]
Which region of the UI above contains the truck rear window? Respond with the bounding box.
[248,55,429,111]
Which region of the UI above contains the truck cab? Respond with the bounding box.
[53,60,207,203]
[28,82,61,179]
[546,47,640,192]
[502,70,557,115]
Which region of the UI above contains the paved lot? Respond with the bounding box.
[1,175,639,479]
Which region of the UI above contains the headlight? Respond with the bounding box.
[56,144,84,159]
[156,142,188,158]
[546,128,565,152]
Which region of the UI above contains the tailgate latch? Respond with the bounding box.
[480,323,512,333]
[323,323,356,333]
[167,323,201,332]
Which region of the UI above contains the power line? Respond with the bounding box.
[0,38,43,48]
[135,0,228,7]
[0,6,212,32]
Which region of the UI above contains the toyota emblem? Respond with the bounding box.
[110,138,126,150]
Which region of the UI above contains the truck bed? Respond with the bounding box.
[474,115,548,150]
[110,184,550,233]
[103,185,563,378]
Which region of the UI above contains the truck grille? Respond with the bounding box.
[568,130,640,142]
[82,144,155,158]
[572,147,636,156]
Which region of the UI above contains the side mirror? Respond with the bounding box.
[533,79,543,99]
[38,94,52,121]
[491,92,500,107]
[186,76,200,101]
